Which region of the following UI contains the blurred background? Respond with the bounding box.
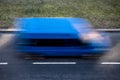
[0,0,120,29]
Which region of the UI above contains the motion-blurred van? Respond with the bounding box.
[15,17,111,56]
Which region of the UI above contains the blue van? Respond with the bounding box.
[15,17,111,56]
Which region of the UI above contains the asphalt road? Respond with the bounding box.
[0,32,120,80]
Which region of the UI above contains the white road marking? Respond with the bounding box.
[101,62,120,64]
[0,62,8,65]
[33,62,76,65]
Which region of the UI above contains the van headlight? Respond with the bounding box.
[81,32,104,42]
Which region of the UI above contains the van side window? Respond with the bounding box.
[20,39,88,47]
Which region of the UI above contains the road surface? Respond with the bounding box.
[0,32,120,80]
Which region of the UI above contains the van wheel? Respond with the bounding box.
[81,53,104,59]
[19,53,46,60]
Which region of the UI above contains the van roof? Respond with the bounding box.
[15,18,91,34]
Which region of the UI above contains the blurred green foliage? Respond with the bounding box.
[0,0,120,28]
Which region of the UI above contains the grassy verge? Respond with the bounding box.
[0,0,120,28]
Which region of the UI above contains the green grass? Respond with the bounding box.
[0,0,120,28]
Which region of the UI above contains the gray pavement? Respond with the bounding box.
[0,32,120,80]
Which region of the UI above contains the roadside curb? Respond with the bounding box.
[0,29,120,33]
[96,29,120,32]
[0,28,19,33]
